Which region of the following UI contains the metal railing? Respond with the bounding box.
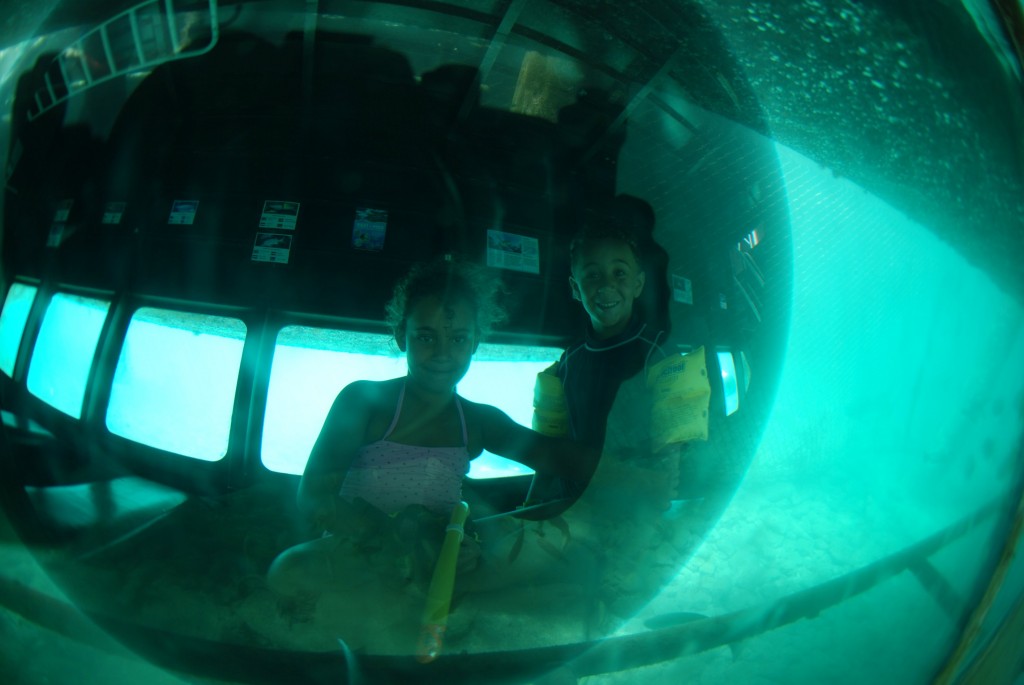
[27,0,220,121]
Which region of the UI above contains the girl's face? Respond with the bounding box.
[400,294,479,395]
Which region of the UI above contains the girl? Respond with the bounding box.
[268,258,596,598]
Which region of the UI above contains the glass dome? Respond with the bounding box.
[0,1,1021,684]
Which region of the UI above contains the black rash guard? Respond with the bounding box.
[555,315,669,451]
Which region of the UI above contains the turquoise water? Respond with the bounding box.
[0,282,36,376]
[3,302,560,475]
[589,142,1024,684]
[25,294,110,419]
[106,309,248,461]
[261,328,561,477]
[0,2,1021,683]
[3,141,1018,684]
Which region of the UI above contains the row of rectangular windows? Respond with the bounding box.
[0,283,562,478]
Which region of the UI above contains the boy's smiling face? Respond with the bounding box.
[569,238,645,339]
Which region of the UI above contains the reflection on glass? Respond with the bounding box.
[106,308,246,461]
[0,282,38,377]
[261,325,560,477]
[26,293,110,418]
[718,350,739,416]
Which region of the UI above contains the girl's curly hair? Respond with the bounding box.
[386,258,507,341]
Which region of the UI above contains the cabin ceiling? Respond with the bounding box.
[1,0,1022,301]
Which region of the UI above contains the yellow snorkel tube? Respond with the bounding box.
[416,500,470,663]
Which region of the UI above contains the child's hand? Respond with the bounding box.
[334,497,392,550]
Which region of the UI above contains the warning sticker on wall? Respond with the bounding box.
[252,232,293,264]
[259,201,300,230]
[168,200,199,225]
[486,230,539,274]
[102,202,126,225]
[352,208,388,252]
[672,275,693,305]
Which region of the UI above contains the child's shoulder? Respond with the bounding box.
[455,394,507,425]
[339,377,403,406]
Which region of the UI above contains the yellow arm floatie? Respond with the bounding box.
[646,346,712,451]
[532,364,569,438]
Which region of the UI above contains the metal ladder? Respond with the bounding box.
[27,0,220,121]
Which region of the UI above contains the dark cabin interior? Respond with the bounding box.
[0,1,1021,684]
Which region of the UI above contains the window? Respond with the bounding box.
[261,325,560,477]
[105,308,246,461]
[0,282,38,377]
[26,293,110,418]
[718,350,739,416]
[261,327,404,475]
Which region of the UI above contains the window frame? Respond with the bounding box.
[0,279,42,380]
[1,285,572,491]
[103,303,252,463]
[257,318,562,478]
[23,285,116,421]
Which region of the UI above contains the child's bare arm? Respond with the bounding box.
[297,382,373,532]
[475,403,598,482]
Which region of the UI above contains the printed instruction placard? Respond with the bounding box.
[259,201,300,230]
[486,230,540,274]
[352,207,388,251]
[168,200,199,225]
[102,202,126,225]
[251,232,293,264]
[672,274,693,305]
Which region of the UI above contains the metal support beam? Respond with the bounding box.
[576,47,683,169]
[453,0,530,126]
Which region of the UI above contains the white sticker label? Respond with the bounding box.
[672,275,693,305]
[252,232,292,264]
[486,230,540,274]
[102,201,126,225]
[168,200,199,225]
[259,200,300,230]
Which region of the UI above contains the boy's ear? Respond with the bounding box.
[395,325,407,352]
[569,276,582,302]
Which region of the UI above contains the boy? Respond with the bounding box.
[557,220,670,453]
[528,200,675,505]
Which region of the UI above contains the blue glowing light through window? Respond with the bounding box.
[26,293,111,418]
[0,282,38,377]
[459,349,559,478]
[718,350,739,416]
[261,325,560,478]
[105,308,246,461]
